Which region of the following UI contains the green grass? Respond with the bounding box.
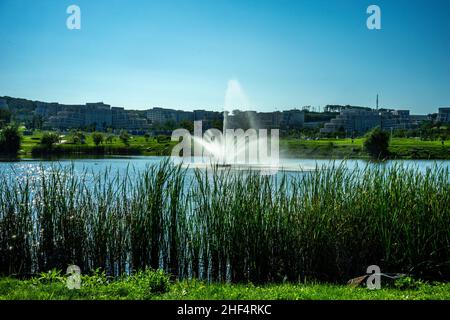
[16,131,450,159]
[164,281,450,300]
[19,131,177,157]
[281,137,450,159]
[1,272,449,300]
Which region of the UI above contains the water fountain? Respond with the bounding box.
[172,79,315,173]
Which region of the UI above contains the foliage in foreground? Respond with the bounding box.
[0,161,449,283]
[0,272,449,300]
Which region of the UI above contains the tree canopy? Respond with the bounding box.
[0,125,21,155]
[363,127,390,159]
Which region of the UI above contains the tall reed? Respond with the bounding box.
[0,160,449,282]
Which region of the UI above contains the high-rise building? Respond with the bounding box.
[437,107,450,123]
[113,107,149,130]
[225,109,304,130]
[35,102,61,118]
[147,108,179,124]
[320,108,428,134]
[85,103,112,130]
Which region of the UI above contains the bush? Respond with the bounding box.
[119,130,130,146]
[81,268,109,288]
[0,109,12,128]
[0,125,21,155]
[31,145,63,157]
[156,135,170,143]
[31,144,141,157]
[363,127,390,159]
[394,276,424,290]
[92,132,104,146]
[105,134,115,144]
[35,269,64,285]
[131,269,170,295]
[70,131,86,144]
[40,132,60,149]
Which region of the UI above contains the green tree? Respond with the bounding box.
[119,130,130,146]
[180,120,194,133]
[440,134,447,146]
[335,126,346,139]
[162,120,176,131]
[92,132,104,146]
[0,125,21,154]
[40,132,60,149]
[393,129,407,138]
[0,109,12,128]
[31,115,44,130]
[105,134,115,144]
[144,132,150,142]
[71,131,86,144]
[156,135,170,143]
[363,127,390,159]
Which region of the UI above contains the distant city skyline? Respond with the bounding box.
[0,0,449,114]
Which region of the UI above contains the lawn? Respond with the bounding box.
[19,130,177,157]
[1,272,449,300]
[16,130,450,159]
[281,137,450,159]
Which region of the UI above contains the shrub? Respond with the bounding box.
[0,109,11,128]
[119,130,130,146]
[82,268,109,288]
[363,127,390,159]
[70,131,86,144]
[92,132,104,146]
[35,269,64,285]
[40,132,60,149]
[394,276,424,290]
[0,125,21,154]
[130,269,170,295]
[156,135,170,143]
[105,134,115,144]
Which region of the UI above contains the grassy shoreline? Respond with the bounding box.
[19,132,176,158]
[1,274,449,300]
[14,132,450,159]
[281,137,450,159]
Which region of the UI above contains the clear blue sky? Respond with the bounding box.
[0,0,449,114]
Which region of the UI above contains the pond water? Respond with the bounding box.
[0,156,448,179]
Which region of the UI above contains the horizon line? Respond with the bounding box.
[2,94,444,115]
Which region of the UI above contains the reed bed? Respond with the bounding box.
[0,161,449,283]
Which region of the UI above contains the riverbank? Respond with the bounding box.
[17,133,450,159]
[281,138,450,159]
[20,132,176,158]
[1,274,449,300]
